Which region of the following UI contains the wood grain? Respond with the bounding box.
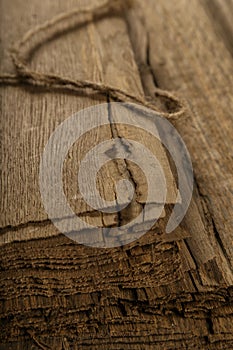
[128,0,233,267]
[0,0,233,348]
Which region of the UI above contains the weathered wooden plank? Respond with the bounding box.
[201,0,233,57]
[126,0,233,281]
[1,0,233,348]
[0,0,186,347]
[0,0,178,231]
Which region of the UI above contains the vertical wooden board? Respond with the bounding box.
[0,0,178,233]
[201,0,233,57]
[128,0,233,269]
[0,86,108,227]
[2,1,233,349]
[0,0,88,75]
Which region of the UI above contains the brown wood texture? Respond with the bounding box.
[0,0,233,349]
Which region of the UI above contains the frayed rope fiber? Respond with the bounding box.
[0,0,185,121]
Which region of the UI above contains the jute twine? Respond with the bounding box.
[0,0,186,121]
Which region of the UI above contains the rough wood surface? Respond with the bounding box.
[0,0,233,349]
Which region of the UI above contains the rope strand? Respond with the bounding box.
[0,0,185,121]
